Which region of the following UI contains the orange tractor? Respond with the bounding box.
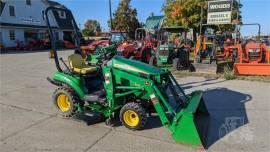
[231,40,270,75]
[228,24,270,75]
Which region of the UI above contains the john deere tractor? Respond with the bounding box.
[86,44,117,65]
[45,7,209,148]
[150,26,191,70]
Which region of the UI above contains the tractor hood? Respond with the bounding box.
[111,56,165,76]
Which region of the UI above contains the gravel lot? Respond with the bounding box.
[0,50,269,152]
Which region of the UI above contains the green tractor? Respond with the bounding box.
[86,44,117,65]
[150,27,191,70]
[45,7,209,148]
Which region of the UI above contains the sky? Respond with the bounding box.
[56,0,270,36]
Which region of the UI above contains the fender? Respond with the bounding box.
[52,71,86,99]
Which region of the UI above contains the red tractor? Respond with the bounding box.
[231,40,270,75]
[80,39,109,58]
[225,23,270,75]
[80,30,127,58]
[117,28,157,63]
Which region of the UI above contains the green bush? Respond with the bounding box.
[223,64,236,80]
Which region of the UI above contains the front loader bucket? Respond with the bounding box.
[171,91,209,148]
[234,63,270,75]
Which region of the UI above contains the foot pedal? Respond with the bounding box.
[85,90,106,104]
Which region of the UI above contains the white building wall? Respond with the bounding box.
[0,0,62,47]
[59,30,64,41]
[0,0,58,27]
[1,28,24,47]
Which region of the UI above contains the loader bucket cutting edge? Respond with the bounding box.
[171,91,209,148]
[234,63,270,75]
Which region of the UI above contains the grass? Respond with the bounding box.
[223,64,236,80]
[181,52,270,82]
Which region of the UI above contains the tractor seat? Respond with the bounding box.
[68,54,97,75]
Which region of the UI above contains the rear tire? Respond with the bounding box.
[120,102,147,130]
[53,87,79,118]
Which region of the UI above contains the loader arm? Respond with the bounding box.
[106,57,209,147]
[141,73,209,148]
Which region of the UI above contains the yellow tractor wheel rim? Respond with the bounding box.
[123,110,139,127]
[57,94,71,112]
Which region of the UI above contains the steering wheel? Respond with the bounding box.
[96,50,113,67]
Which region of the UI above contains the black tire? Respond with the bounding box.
[141,48,152,63]
[120,102,147,130]
[149,56,157,66]
[52,87,80,118]
[129,56,134,60]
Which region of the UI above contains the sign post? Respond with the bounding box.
[207,0,233,25]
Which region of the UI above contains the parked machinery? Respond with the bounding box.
[117,28,156,63]
[45,7,210,148]
[233,40,270,75]
[117,16,164,64]
[80,30,127,58]
[149,26,191,71]
[193,32,219,74]
[225,23,270,75]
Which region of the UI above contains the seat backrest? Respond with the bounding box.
[68,54,84,69]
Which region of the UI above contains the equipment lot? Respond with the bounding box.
[0,50,269,152]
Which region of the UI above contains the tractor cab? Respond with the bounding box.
[110,30,128,44]
[151,26,190,70]
[197,34,217,61]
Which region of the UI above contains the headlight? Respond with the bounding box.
[248,49,260,53]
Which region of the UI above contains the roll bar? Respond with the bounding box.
[44,6,81,72]
[239,23,261,40]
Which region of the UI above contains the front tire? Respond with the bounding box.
[120,102,147,130]
[53,87,79,118]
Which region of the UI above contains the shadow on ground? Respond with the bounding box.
[67,87,251,149]
[203,88,251,148]
[182,78,227,90]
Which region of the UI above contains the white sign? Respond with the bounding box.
[207,0,233,24]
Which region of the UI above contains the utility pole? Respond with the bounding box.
[109,0,113,31]
[200,3,203,35]
[236,0,240,23]
[235,0,241,43]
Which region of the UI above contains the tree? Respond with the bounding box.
[162,0,242,38]
[82,19,102,37]
[109,0,141,38]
